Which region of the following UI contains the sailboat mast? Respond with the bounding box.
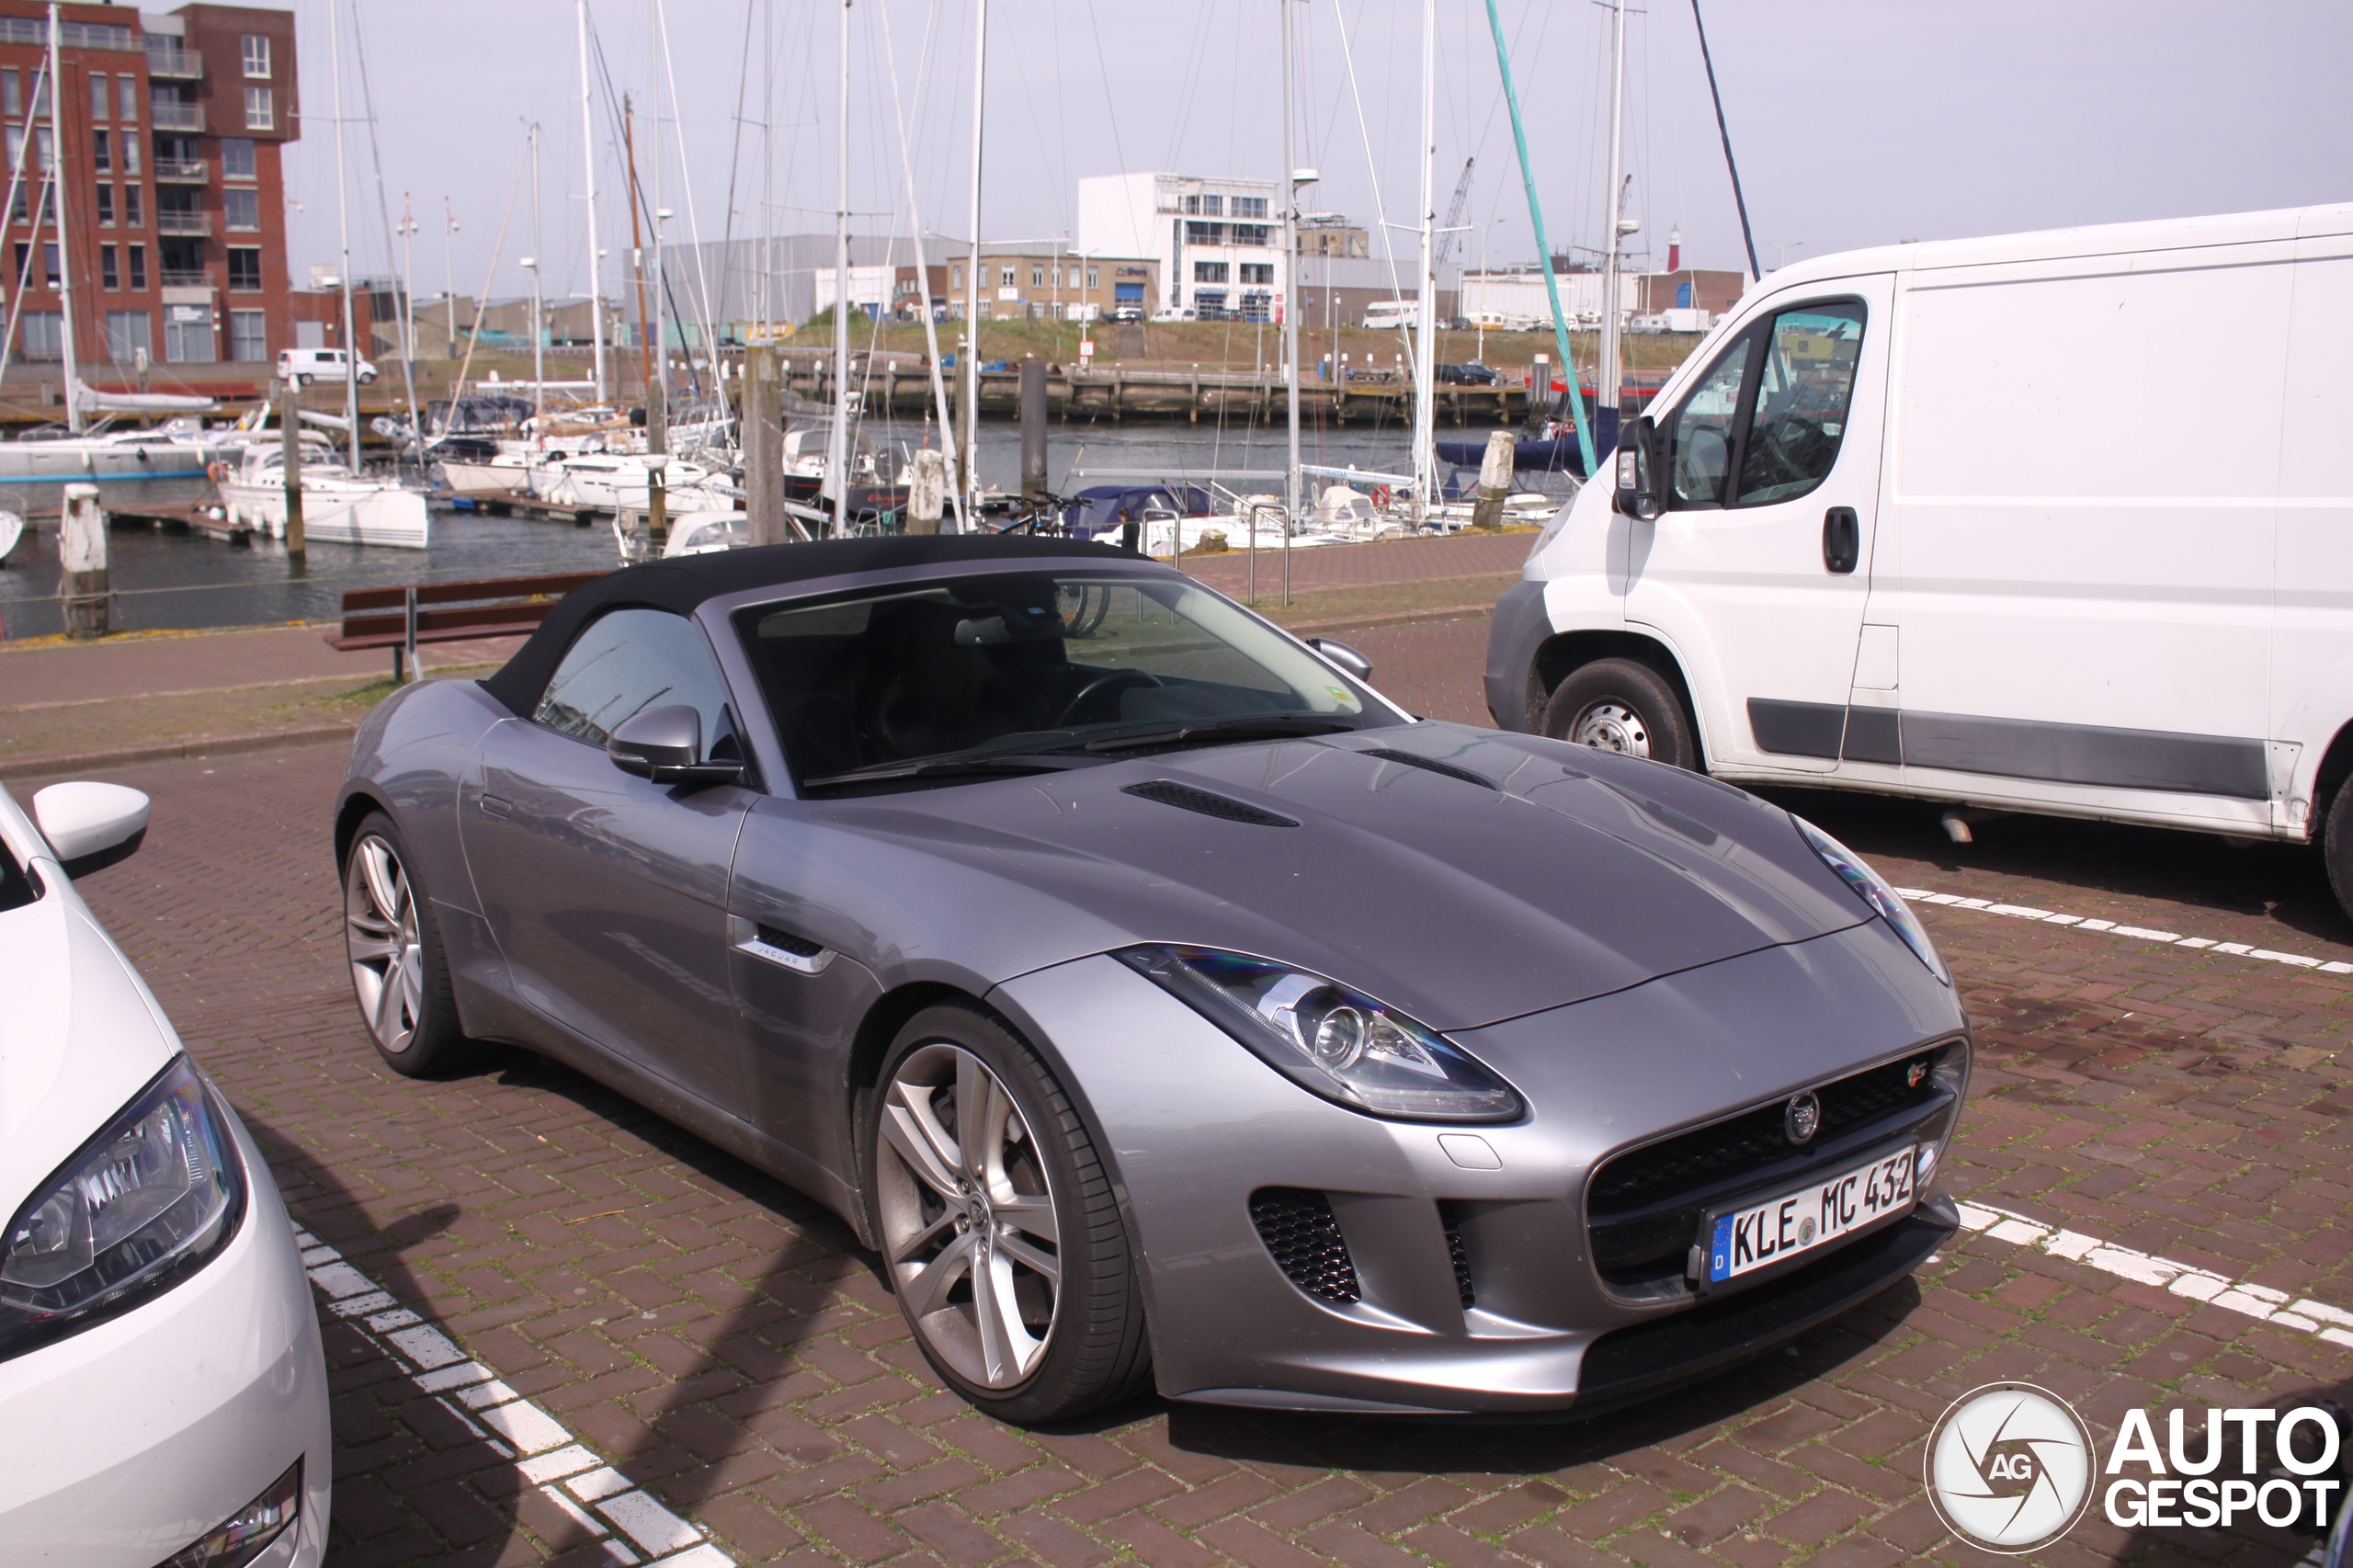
[962,0,985,521]
[329,0,359,473]
[624,97,651,401]
[42,9,78,431]
[529,122,545,424]
[1600,0,1627,435]
[576,0,607,403]
[830,0,850,539]
[1280,0,1301,532]
[1409,0,1437,524]
[876,0,967,531]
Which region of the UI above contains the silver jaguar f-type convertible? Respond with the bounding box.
[334,536,1967,1425]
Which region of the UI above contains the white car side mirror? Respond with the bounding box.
[33,781,151,880]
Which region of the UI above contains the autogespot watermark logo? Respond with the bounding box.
[1927,1384,2347,1552]
[1926,1383,2096,1553]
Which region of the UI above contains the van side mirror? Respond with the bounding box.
[1612,415,1664,521]
[33,781,150,879]
[608,705,743,789]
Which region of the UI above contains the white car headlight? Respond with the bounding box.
[1792,815,1950,986]
[1118,945,1523,1122]
[0,1055,246,1360]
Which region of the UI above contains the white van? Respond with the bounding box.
[1362,299,1419,331]
[1487,203,2353,908]
[276,347,377,386]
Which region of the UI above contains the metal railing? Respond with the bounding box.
[153,157,208,182]
[158,267,210,289]
[150,101,204,132]
[155,210,210,236]
[145,44,201,79]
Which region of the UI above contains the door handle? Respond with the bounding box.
[1822,507,1859,574]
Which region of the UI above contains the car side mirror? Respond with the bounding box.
[33,781,150,879]
[1306,637,1374,684]
[607,705,743,789]
[1613,414,1663,521]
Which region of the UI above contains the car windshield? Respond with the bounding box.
[737,572,1401,790]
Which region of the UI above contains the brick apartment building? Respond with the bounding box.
[0,1,297,382]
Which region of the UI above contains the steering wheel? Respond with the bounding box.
[1055,669,1164,727]
[1750,416,1827,484]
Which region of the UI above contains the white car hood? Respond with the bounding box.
[0,828,183,1221]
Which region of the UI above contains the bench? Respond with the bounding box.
[326,570,608,681]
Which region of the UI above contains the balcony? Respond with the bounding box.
[150,101,204,132]
[145,43,202,79]
[156,210,210,236]
[153,158,209,183]
[159,267,210,289]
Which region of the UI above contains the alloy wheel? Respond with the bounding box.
[875,1044,1062,1389]
[1572,699,1653,757]
[345,835,424,1054]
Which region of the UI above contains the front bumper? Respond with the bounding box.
[992,917,1965,1416]
[1483,577,1554,733]
[0,1101,333,1566]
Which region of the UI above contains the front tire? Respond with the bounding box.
[2324,774,2353,924]
[342,812,473,1076]
[1542,656,1700,770]
[868,1004,1149,1425]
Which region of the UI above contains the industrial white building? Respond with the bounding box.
[1077,173,1290,321]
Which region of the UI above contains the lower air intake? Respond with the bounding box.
[1249,1187,1360,1303]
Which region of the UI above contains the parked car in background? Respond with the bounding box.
[335,535,1967,1428]
[276,347,378,386]
[1148,307,1196,324]
[1488,200,2353,919]
[0,781,332,1566]
[1435,362,1499,386]
[1109,304,1144,323]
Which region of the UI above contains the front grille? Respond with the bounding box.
[1586,1044,1961,1290]
[1249,1187,1360,1303]
[1123,779,1299,827]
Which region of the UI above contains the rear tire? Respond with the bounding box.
[1542,657,1699,770]
[342,812,474,1077]
[867,1003,1150,1426]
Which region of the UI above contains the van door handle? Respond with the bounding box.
[1822,507,1859,574]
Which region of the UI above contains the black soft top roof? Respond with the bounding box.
[481,534,1147,717]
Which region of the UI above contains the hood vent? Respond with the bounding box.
[1359,748,1497,790]
[1121,779,1298,827]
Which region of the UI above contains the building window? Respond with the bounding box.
[1185,222,1224,246]
[119,74,136,121]
[40,242,58,288]
[164,301,213,363]
[1184,194,1199,215]
[106,309,150,361]
[949,263,961,289]
[223,188,258,231]
[1086,265,1099,290]
[8,181,22,225]
[2,70,17,119]
[128,244,145,290]
[1232,224,1269,246]
[92,129,109,174]
[242,35,271,78]
[1202,194,1224,217]
[244,87,273,131]
[88,73,107,120]
[229,308,266,362]
[228,247,262,290]
[1030,265,1044,288]
[100,243,117,288]
[1234,196,1268,220]
[123,185,142,227]
[30,73,47,122]
[1240,263,1274,285]
[96,185,112,225]
[19,309,61,360]
[221,138,256,180]
[1193,261,1230,284]
[999,265,1014,287]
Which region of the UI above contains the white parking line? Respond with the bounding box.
[1951,1199,2353,1352]
[294,1230,735,1568]
[1893,887,2353,976]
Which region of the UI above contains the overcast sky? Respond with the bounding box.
[278,0,2353,312]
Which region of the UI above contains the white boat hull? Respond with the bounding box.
[0,437,217,482]
[219,479,431,550]
[437,459,530,496]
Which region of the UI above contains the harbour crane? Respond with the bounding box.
[1432,157,1475,271]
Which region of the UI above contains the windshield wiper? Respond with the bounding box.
[1079,715,1360,754]
[801,753,1091,789]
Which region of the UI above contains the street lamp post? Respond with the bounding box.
[395,199,420,365]
[442,198,460,356]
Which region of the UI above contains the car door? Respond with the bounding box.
[1622,275,1895,773]
[462,606,756,1110]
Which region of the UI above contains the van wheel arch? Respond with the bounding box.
[1530,631,1708,771]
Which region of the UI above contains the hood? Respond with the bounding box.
[803,723,1870,1031]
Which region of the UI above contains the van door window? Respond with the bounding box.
[1734,302,1866,505]
[1667,334,1755,507]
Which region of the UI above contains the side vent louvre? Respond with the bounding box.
[1122,779,1299,828]
[1360,748,1497,790]
[756,924,824,958]
[1249,1187,1360,1303]
[1440,1205,1476,1309]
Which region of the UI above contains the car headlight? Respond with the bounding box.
[0,1056,247,1362]
[1792,815,1949,985]
[1117,945,1523,1122]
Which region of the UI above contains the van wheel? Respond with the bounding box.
[298,373,313,387]
[2324,775,2353,923]
[1543,657,1699,770]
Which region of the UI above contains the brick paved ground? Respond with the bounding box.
[17,555,2351,1568]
